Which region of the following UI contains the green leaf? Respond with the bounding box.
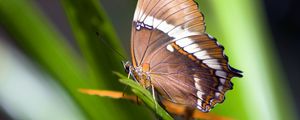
[0,0,153,119]
[0,0,102,119]
[114,72,174,120]
[60,0,153,119]
[60,0,125,89]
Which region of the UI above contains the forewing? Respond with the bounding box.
[131,0,205,66]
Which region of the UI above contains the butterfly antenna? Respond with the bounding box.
[96,32,127,60]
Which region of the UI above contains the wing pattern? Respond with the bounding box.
[130,0,242,112]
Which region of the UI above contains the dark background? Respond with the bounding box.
[263,0,300,114]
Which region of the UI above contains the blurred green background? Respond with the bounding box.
[0,0,299,120]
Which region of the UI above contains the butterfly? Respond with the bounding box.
[123,0,243,112]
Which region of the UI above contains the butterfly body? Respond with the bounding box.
[126,0,242,112]
[125,62,152,88]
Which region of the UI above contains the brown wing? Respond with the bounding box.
[130,0,242,112]
[149,34,242,112]
[131,0,205,66]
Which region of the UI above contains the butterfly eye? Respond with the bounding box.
[122,61,131,74]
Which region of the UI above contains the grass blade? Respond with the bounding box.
[0,0,108,119]
[114,72,173,120]
[60,0,153,119]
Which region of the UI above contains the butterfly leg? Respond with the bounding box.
[127,69,131,79]
[123,68,132,96]
[151,84,158,111]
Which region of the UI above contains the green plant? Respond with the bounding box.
[0,0,297,120]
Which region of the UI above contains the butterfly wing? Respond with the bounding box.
[149,34,242,112]
[130,0,242,112]
[131,0,205,66]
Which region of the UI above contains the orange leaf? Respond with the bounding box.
[79,89,233,120]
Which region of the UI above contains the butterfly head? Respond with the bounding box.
[122,61,132,74]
